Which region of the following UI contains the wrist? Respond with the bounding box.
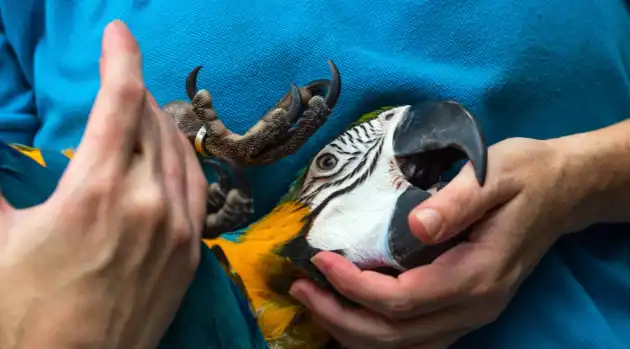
[550,119,630,232]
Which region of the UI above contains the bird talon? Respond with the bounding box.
[202,158,254,239]
[162,60,342,166]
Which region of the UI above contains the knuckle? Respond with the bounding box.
[333,280,369,303]
[376,331,404,348]
[170,216,193,248]
[382,295,413,318]
[113,77,146,103]
[472,281,499,299]
[133,184,167,219]
[84,177,118,201]
[165,162,184,183]
[333,280,357,297]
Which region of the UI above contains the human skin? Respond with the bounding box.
[290,120,630,348]
[0,20,207,349]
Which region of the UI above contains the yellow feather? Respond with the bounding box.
[10,144,47,167]
[9,145,75,167]
[203,202,329,348]
[61,148,75,159]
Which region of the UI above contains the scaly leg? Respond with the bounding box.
[162,60,341,166]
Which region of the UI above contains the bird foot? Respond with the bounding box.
[162,60,341,166]
[202,158,254,238]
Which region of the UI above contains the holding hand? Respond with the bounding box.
[291,137,596,349]
[0,21,207,349]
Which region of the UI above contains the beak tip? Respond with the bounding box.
[475,165,487,187]
[393,100,488,188]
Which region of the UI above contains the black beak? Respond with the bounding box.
[387,101,488,271]
[393,101,487,189]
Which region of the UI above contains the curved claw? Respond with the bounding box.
[204,159,232,191]
[186,66,203,101]
[286,83,305,124]
[203,157,251,196]
[324,59,341,109]
[300,60,341,110]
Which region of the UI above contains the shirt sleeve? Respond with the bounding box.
[0,16,39,145]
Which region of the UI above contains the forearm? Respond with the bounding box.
[553,118,630,230]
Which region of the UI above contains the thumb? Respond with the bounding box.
[407,163,493,244]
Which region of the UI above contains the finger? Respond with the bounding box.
[180,132,207,240]
[152,93,187,190]
[115,100,163,258]
[314,312,385,349]
[291,279,399,344]
[151,93,201,267]
[293,279,477,348]
[408,161,515,244]
[70,20,146,178]
[406,330,467,349]
[135,93,189,265]
[307,251,466,318]
[54,20,153,204]
[150,92,188,212]
[320,325,377,349]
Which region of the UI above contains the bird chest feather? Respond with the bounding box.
[203,202,330,348]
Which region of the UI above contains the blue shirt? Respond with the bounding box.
[1,0,629,348]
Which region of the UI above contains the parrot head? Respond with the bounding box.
[275,101,487,284]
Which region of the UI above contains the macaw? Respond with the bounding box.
[201,102,488,348]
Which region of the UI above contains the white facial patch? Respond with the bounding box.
[298,106,413,269]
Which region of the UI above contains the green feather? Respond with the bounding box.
[351,106,395,126]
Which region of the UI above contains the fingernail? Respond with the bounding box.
[414,208,443,242]
[102,20,137,56]
[107,19,127,35]
[103,20,126,50]
[288,284,299,298]
[310,253,331,273]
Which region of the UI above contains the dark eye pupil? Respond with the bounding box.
[384,112,394,120]
[317,154,337,170]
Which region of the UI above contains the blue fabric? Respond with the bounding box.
[0,0,629,348]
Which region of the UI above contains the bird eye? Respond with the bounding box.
[316,153,338,171]
[383,112,394,120]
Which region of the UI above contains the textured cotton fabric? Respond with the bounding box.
[1,0,629,348]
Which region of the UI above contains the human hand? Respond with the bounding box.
[290,137,593,348]
[0,20,207,349]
